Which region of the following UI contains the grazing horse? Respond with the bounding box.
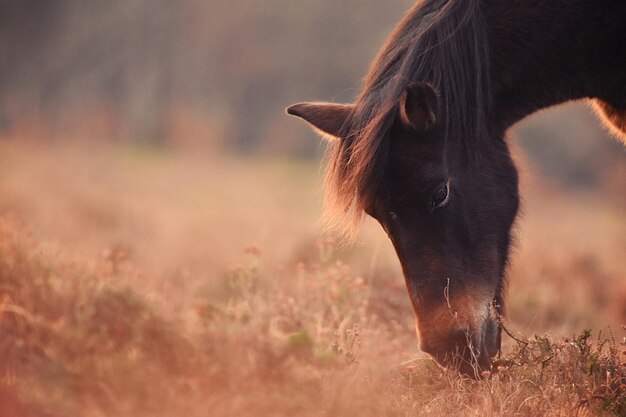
[286,0,626,375]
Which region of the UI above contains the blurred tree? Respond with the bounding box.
[0,0,411,149]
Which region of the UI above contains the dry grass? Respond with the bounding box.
[0,140,624,416]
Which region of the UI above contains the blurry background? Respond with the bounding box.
[0,2,624,415]
[1,0,622,175]
[1,0,410,155]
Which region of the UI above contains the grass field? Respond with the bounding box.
[0,140,624,416]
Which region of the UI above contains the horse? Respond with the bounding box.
[286,0,626,376]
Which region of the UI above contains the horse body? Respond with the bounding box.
[287,0,626,375]
[487,0,626,134]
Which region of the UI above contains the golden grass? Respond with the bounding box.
[0,140,624,416]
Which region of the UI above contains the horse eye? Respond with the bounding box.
[431,182,450,210]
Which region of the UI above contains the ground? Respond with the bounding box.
[0,140,624,416]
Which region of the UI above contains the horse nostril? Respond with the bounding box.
[484,318,501,358]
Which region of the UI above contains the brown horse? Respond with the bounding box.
[287,0,626,376]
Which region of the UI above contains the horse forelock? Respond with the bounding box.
[323,0,492,239]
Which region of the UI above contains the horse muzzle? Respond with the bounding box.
[417,315,501,377]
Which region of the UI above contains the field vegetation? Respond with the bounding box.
[0,139,623,417]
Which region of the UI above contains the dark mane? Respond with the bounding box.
[324,0,491,236]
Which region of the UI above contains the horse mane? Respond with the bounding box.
[324,0,491,238]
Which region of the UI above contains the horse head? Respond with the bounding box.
[288,81,519,374]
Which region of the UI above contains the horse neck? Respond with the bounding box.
[487,0,626,133]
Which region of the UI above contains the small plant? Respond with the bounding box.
[316,237,337,265]
[490,325,626,416]
[226,245,262,294]
[331,324,362,365]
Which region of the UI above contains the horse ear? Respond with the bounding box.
[286,102,353,140]
[399,83,439,132]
